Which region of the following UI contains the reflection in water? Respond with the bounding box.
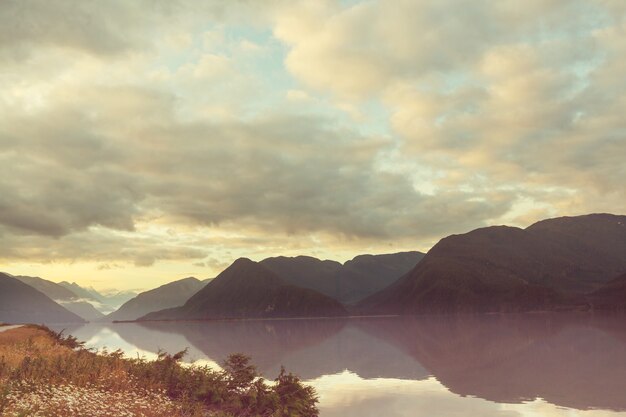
[141,318,429,380]
[362,314,626,411]
[57,314,626,417]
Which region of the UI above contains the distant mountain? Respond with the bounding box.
[59,301,105,322]
[58,282,138,314]
[58,281,103,302]
[589,273,626,310]
[0,272,84,324]
[98,290,140,312]
[140,258,347,321]
[15,276,77,300]
[360,214,626,314]
[15,276,104,321]
[105,277,206,321]
[260,251,424,304]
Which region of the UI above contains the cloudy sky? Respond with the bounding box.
[1,0,624,290]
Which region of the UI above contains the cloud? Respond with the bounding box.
[0,0,260,62]
[286,89,311,101]
[0,1,140,58]
[0,0,623,274]
[0,225,207,267]
[274,0,626,225]
[0,82,505,242]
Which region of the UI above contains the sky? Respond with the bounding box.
[0,0,624,291]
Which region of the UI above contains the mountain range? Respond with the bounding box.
[260,251,424,304]
[0,272,84,324]
[140,258,347,321]
[360,213,626,314]
[105,252,422,322]
[14,275,105,321]
[2,213,625,324]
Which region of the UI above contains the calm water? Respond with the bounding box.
[52,314,626,417]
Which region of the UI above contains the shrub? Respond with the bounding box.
[0,325,319,417]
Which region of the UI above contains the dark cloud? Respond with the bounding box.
[0,1,143,60]
[0,225,207,266]
[0,85,507,244]
[0,0,248,61]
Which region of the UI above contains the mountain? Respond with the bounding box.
[105,277,206,321]
[140,258,348,321]
[0,272,84,324]
[260,251,424,304]
[98,290,140,312]
[58,281,103,302]
[341,251,426,301]
[589,273,626,310]
[15,276,77,300]
[58,301,105,322]
[360,214,626,314]
[58,282,138,314]
[260,256,343,297]
[15,275,104,321]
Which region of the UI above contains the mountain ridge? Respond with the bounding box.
[0,272,85,324]
[140,258,348,321]
[260,251,424,304]
[105,277,206,321]
[359,213,626,314]
[14,275,104,321]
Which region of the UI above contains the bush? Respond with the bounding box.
[0,325,319,417]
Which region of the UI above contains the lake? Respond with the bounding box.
[52,314,626,417]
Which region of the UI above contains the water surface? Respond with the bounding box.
[54,314,626,417]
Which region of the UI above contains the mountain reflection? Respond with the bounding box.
[61,314,626,412]
[139,318,429,380]
[360,314,626,411]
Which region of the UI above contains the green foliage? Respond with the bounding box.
[275,367,319,417]
[223,353,258,392]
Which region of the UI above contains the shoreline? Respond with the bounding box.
[111,309,625,325]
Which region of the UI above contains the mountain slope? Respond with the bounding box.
[589,273,626,310]
[59,301,105,321]
[259,256,343,298]
[15,275,104,321]
[260,251,424,304]
[341,251,426,302]
[140,258,347,321]
[360,214,626,314]
[0,272,84,324]
[105,277,206,321]
[15,276,77,300]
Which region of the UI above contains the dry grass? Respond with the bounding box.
[0,325,318,417]
[0,326,69,368]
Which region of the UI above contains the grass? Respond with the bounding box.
[0,325,318,417]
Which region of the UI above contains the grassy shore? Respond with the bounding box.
[0,325,318,417]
